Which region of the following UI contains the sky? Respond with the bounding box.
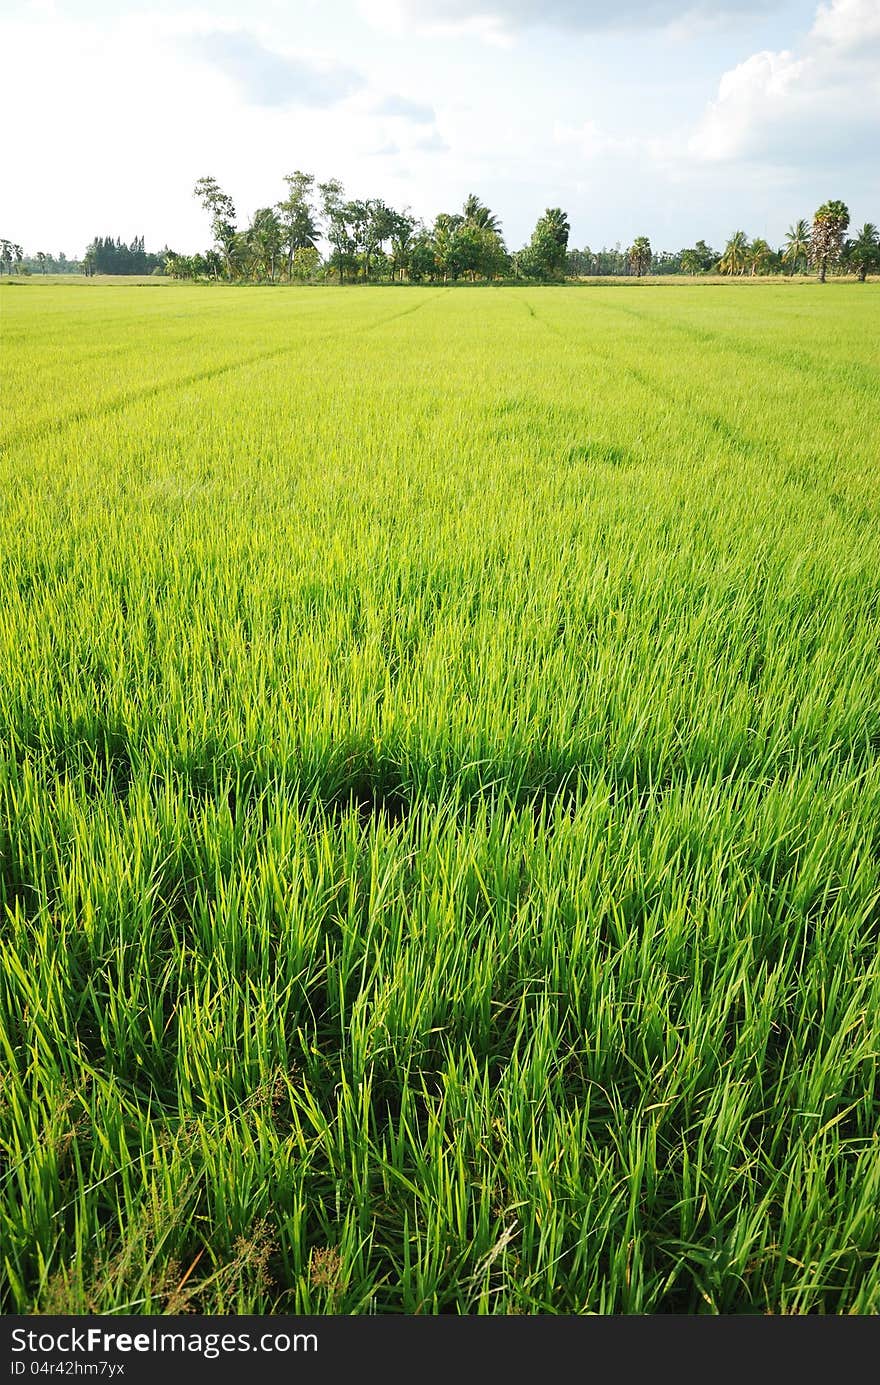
[2,0,878,257]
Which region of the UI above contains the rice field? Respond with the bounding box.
[1,281,879,1314]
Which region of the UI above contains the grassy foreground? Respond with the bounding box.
[1,283,879,1314]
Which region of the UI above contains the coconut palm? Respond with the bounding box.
[719,230,749,276]
[845,223,879,283]
[748,238,773,276]
[462,194,501,235]
[247,207,284,282]
[782,219,810,275]
[680,249,702,276]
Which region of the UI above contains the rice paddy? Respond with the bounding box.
[1,280,879,1314]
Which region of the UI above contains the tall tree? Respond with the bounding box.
[248,207,284,282]
[388,209,417,282]
[627,236,652,277]
[277,171,319,282]
[517,209,569,280]
[82,235,161,275]
[408,229,436,282]
[845,223,880,283]
[318,179,356,284]
[810,200,849,283]
[363,199,396,280]
[432,212,464,283]
[476,225,509,280]
[541,208,571,261]
[719,230,749,275]
[782,219,810,275]
[693,239,716,271]
[680,249,702,275]
[229,230,255,281]
[748,237,773,276]
[193,176,238,278]
[462,194,501,235]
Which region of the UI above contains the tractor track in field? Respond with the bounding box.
[0,293,445,458]
[521,293,778,463]
[584,293,880,398]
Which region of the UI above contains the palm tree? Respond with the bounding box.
[846,223,880,282]
[627,236,651,277]
[247,208,284,282]
[462,193,500,235]
[433,212,464,283]
[748,237,772,276]
[680,249,702,276]
[782,219,810,276]
[719,230,749,276]
[542,208,571,247]
[811,200,850,283]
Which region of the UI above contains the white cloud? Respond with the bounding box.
[414,129,451,152]
[811,0,880,50]
[185,30,364,107]
[0,10,439,254]
[2,0,875,258]
[553,118,670,163]
[359,0,782,38]
[373,93,436,123]
[690,0,880,164]
[358,1,514,43]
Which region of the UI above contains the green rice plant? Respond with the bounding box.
[1,280,879,1313]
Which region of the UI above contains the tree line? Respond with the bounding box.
[82,236,164,276]
[1,242,83,275]
[2,192,877,284]
[163,179,876,284]
[0,237,160,277]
